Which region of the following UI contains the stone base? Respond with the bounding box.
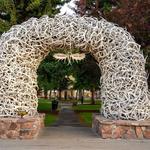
[92,114,150,139]
[0,113,45,139]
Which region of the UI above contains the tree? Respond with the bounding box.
[0,0,67,34]
[37,52,101,103]
[76,0,116,17]
[37,53,73,100]
[73,54,101,104]
[0,0,16,33]
[104,0,150,48]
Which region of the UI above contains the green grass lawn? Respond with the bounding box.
[44,114,58,126]
[38,98,52,112]
[82,98,101,105]
[73,104,100,111]
[73,103,101,126]
[79,112,93,126]
[38,98,58,126]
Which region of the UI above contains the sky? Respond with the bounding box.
[59,0,78,16]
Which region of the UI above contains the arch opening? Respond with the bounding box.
[0,15,149,120]
[37,51,101,103]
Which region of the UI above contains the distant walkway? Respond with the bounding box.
[52,103,83,127]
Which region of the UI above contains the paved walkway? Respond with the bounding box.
[0,105,150,150]
[52,108,83,127]
[51,102,84,127]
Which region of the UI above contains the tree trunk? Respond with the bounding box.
[79,89,82,100]
[91,88,95,104]
[37,89,42,97]
[64,90,67,100]
[58,89,62,100]
[70,89,74,99]
[76,90,78,100]
[79,89,84,104]
[79,0,86,16]
[49,90,52,100]
[82,89,84,100]
[44,90,48,99]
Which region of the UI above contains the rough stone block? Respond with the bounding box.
[112,126,125,138]
[0,113,45,139]
[135,127,143,139]
[143,129,150,139]
[92,114,150,139]
[6,130,19,139]
[100,124,112,138]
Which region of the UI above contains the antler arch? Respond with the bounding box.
[0,15,149,120]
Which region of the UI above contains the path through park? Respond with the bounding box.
[51,103,83,127]
[52,108,82,126]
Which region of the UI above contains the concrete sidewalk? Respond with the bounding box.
[0,126,150,150]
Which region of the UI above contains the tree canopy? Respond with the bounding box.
[73,54,100,91]
[37,54,74,92]
[0,0,67,33]
[37,53,101,95]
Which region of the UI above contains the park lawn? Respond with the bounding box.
[38,98,58,126]
[79,112,93,126]
[44,114,58,126]
[83,98,101,105]
[73,103,101,126]
[38,98,52,112]
[94,100,101,105]
[73,104,100,111]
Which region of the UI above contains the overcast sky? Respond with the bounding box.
[60,0,78,16]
